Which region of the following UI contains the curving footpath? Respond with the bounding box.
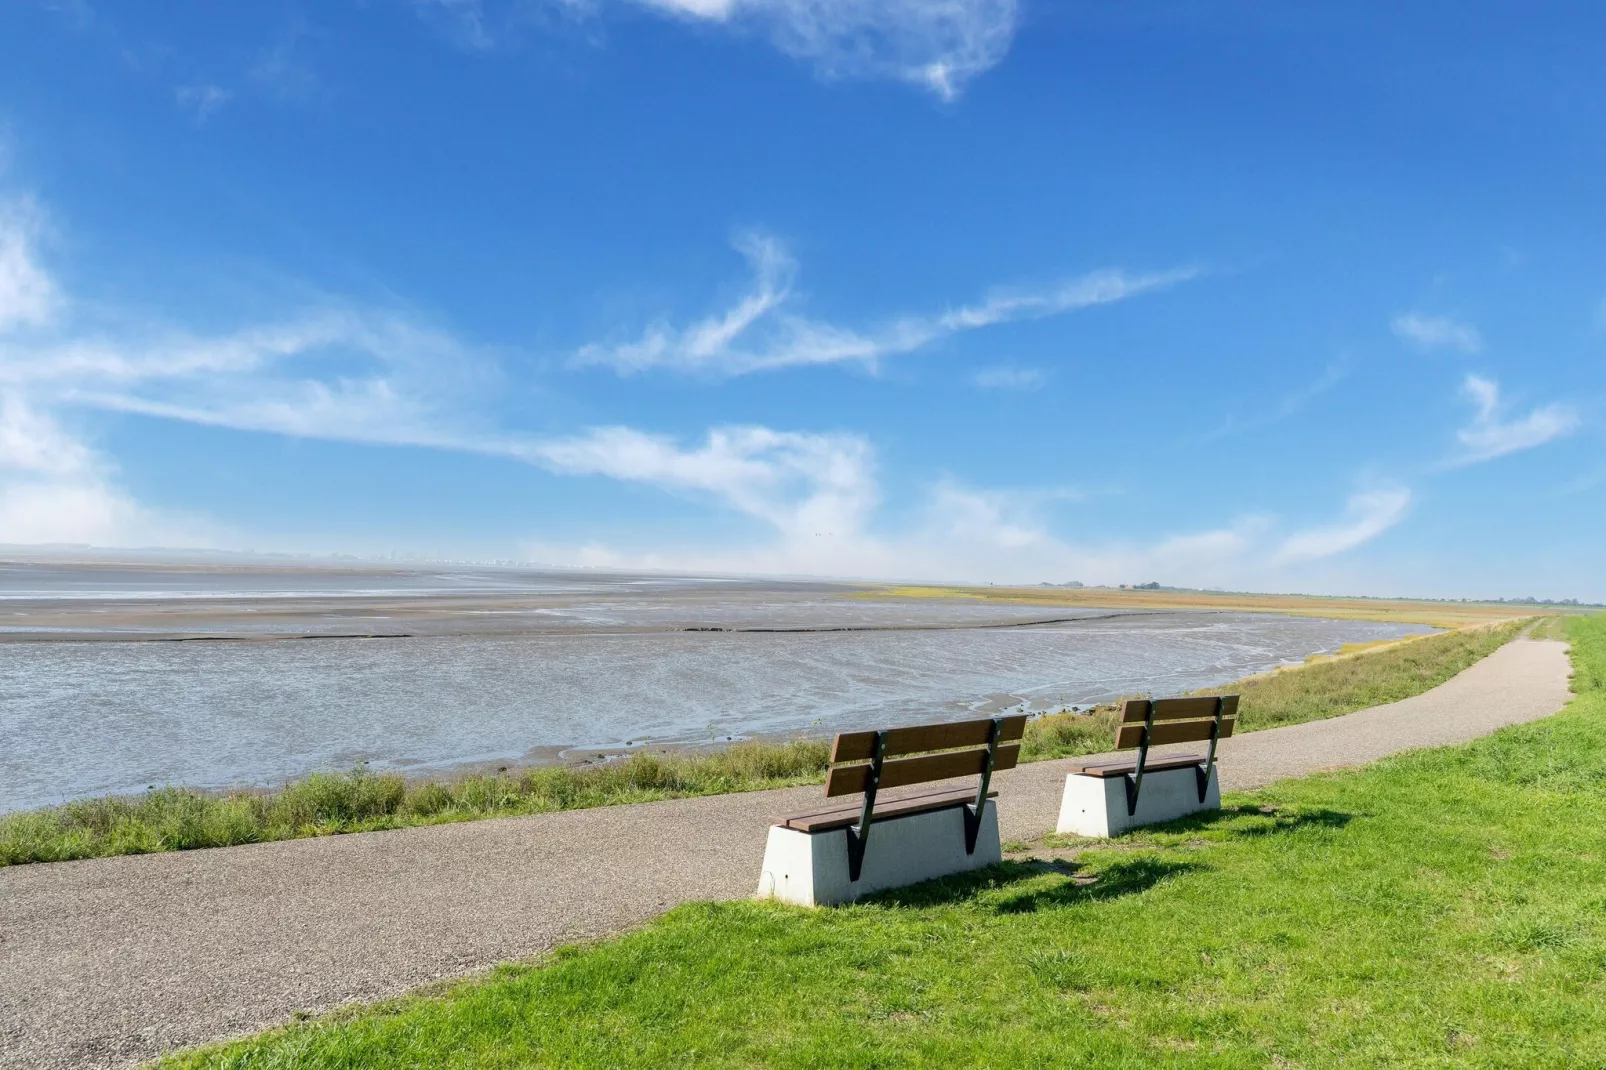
[0,638,1574,1069]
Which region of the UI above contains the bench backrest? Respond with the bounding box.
[1115,696,1239,750]
[826,714,1027,797]
[826,714,1027,881]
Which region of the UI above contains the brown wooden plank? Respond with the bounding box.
[779,788,998,833]
[832,722,985,762]
[1118,698,1150,724]
[1120,695,1240,724]
[824,742,1021,797]
[779,787,975,830]
[1063,753,1208,778]
[830,714,1027,762]
[775,784,978,828]
[1114,716,1235,749]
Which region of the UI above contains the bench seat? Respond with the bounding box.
[1062,752,1207,778]
[777,787,999,833]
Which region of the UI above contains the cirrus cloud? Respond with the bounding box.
[633,0,1018,99]
[0,198,58,332]
[411,0,1017,98]
[1274,487,1412,564]
[1452,374,1579,466]
[574,231,1196,377]
[1392,312,1482,354]
[519,420,1414,586]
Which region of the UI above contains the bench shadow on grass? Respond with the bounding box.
[870,855,1202,913]
[1156,802,1354,838]
[863,804,1354,913]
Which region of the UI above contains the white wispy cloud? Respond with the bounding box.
[1392,312,1483,354]
[0,208,218,546]
[250,22,326,103]
[412,0,496,50]
[631,0,1018,99]
[972,366,1045,390]
[520,419,1411,585]
[1557,467,1605,496]
[1453,374,1579,465]
[574,231,1194,377]
[0,394,214,546]
[14,310,503,450]
[406,0,1015,98]
[526,480,1409,585]
[924,480,1050,551]
[524,424,877,541]
[40,0,94,31]
[174,84,232,124]
[1274,487,1412,564]
[0,198,58,332]
[1203,361,1348,442]
[0,194,519,549]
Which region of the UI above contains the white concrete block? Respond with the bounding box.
[755,801,1001,907]
[1055,763,1220,837]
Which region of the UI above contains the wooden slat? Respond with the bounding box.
[830,714,1027,762]
[825,742,1021,797]
[1114,716,1235,750]
[776,784,973,828]
[1120,695,1239,724]
[1063,753,1208,779]
[779,788,997,832]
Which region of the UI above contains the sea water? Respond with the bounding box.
[0,572,1431,811]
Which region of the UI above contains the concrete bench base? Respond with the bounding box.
[756,801,1000,907]
[1056,764,1220,837]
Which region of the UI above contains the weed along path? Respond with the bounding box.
[0,638,1574,1070]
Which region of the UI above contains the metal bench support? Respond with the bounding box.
[963,718,1002,854]
[846,717,1007,880]
[845,731,885,882]
[1123,701,1156,817]
[1195,696,1225,803]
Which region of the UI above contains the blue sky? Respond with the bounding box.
[1,1,1602,599]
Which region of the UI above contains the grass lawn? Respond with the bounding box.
[2,620,1529,866]
[156,614,1604,1068]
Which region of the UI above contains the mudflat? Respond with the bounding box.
[3,560,1433,812]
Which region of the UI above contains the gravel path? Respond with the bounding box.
[0,638,1573,1069]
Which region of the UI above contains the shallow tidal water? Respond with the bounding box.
[0,564,1433,812]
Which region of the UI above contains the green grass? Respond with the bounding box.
[154,613,1606,1069]
[0,619,1532,867]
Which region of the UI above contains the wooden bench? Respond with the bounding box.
[1055,695,1238,836]
[756,714,1026,906]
